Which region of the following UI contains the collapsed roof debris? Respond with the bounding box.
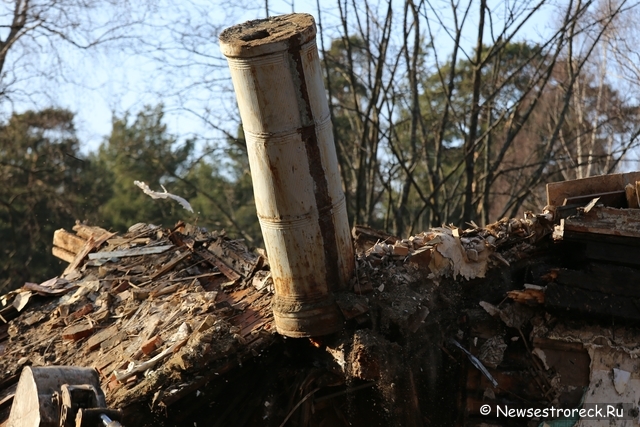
[357,214,552,282]
[2,172,640,426]
[0,221,275,426]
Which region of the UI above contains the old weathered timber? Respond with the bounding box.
[546,171,640,208]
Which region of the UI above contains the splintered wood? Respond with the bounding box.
[0,221,274,412]
[354,214,553,282]
[52,229,86,262]
[3,171,640,427]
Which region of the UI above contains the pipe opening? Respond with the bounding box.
[239,30,270,42]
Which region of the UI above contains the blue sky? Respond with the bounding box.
[2,0,558,155]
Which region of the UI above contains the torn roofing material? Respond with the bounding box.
[2,172,640,426]
[0,221,275,423]
[0,211,555,426]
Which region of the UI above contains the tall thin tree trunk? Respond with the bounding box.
[462,0,486,225]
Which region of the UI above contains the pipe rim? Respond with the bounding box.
[219,13,316,58]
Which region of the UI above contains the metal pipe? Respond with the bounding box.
[220,13,354,337]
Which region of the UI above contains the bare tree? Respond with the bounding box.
[0,0,155,106]
[310,0,640,234]
[495,0,636,219]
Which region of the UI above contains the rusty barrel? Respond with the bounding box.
[220,14,354,337]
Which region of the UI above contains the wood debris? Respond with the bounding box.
[354,214,552,281]
[0,222,275,425]
[1,173,640,426]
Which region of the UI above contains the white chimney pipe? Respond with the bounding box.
[220,14,354,337]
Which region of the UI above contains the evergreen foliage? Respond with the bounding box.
[0,109,105,291]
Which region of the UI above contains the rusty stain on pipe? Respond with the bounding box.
[220,14,354,337]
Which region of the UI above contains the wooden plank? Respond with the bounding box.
[546,171,640,207]
[564,206,640,239]
[53,229,87,254]
[563,190,626,208]
[86,325,119,352]
[563,231,640,266]
[72,223,110,240]
[88,245,173,260]
[94,345,125,372]
[506,289,544,304]
[545,282,640,321]
[584,240,640,266]
[149,251,190,280]
[64,231,116,275]
[196,248,241,282]
[23,281,76,296]
[106,237,151,246]
[556,266,640,298]
[52,246,76,263]
[207,240,259,278]
[626,184,639,208]
[563,229,640,247]
[169,231,195,250]
[220,287,253,306]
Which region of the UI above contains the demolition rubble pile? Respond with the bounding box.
[3,172,640,426]
[355,212,552,281]
[0,221,275,425]
[0,211,554,426]
[328,172,640,427]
